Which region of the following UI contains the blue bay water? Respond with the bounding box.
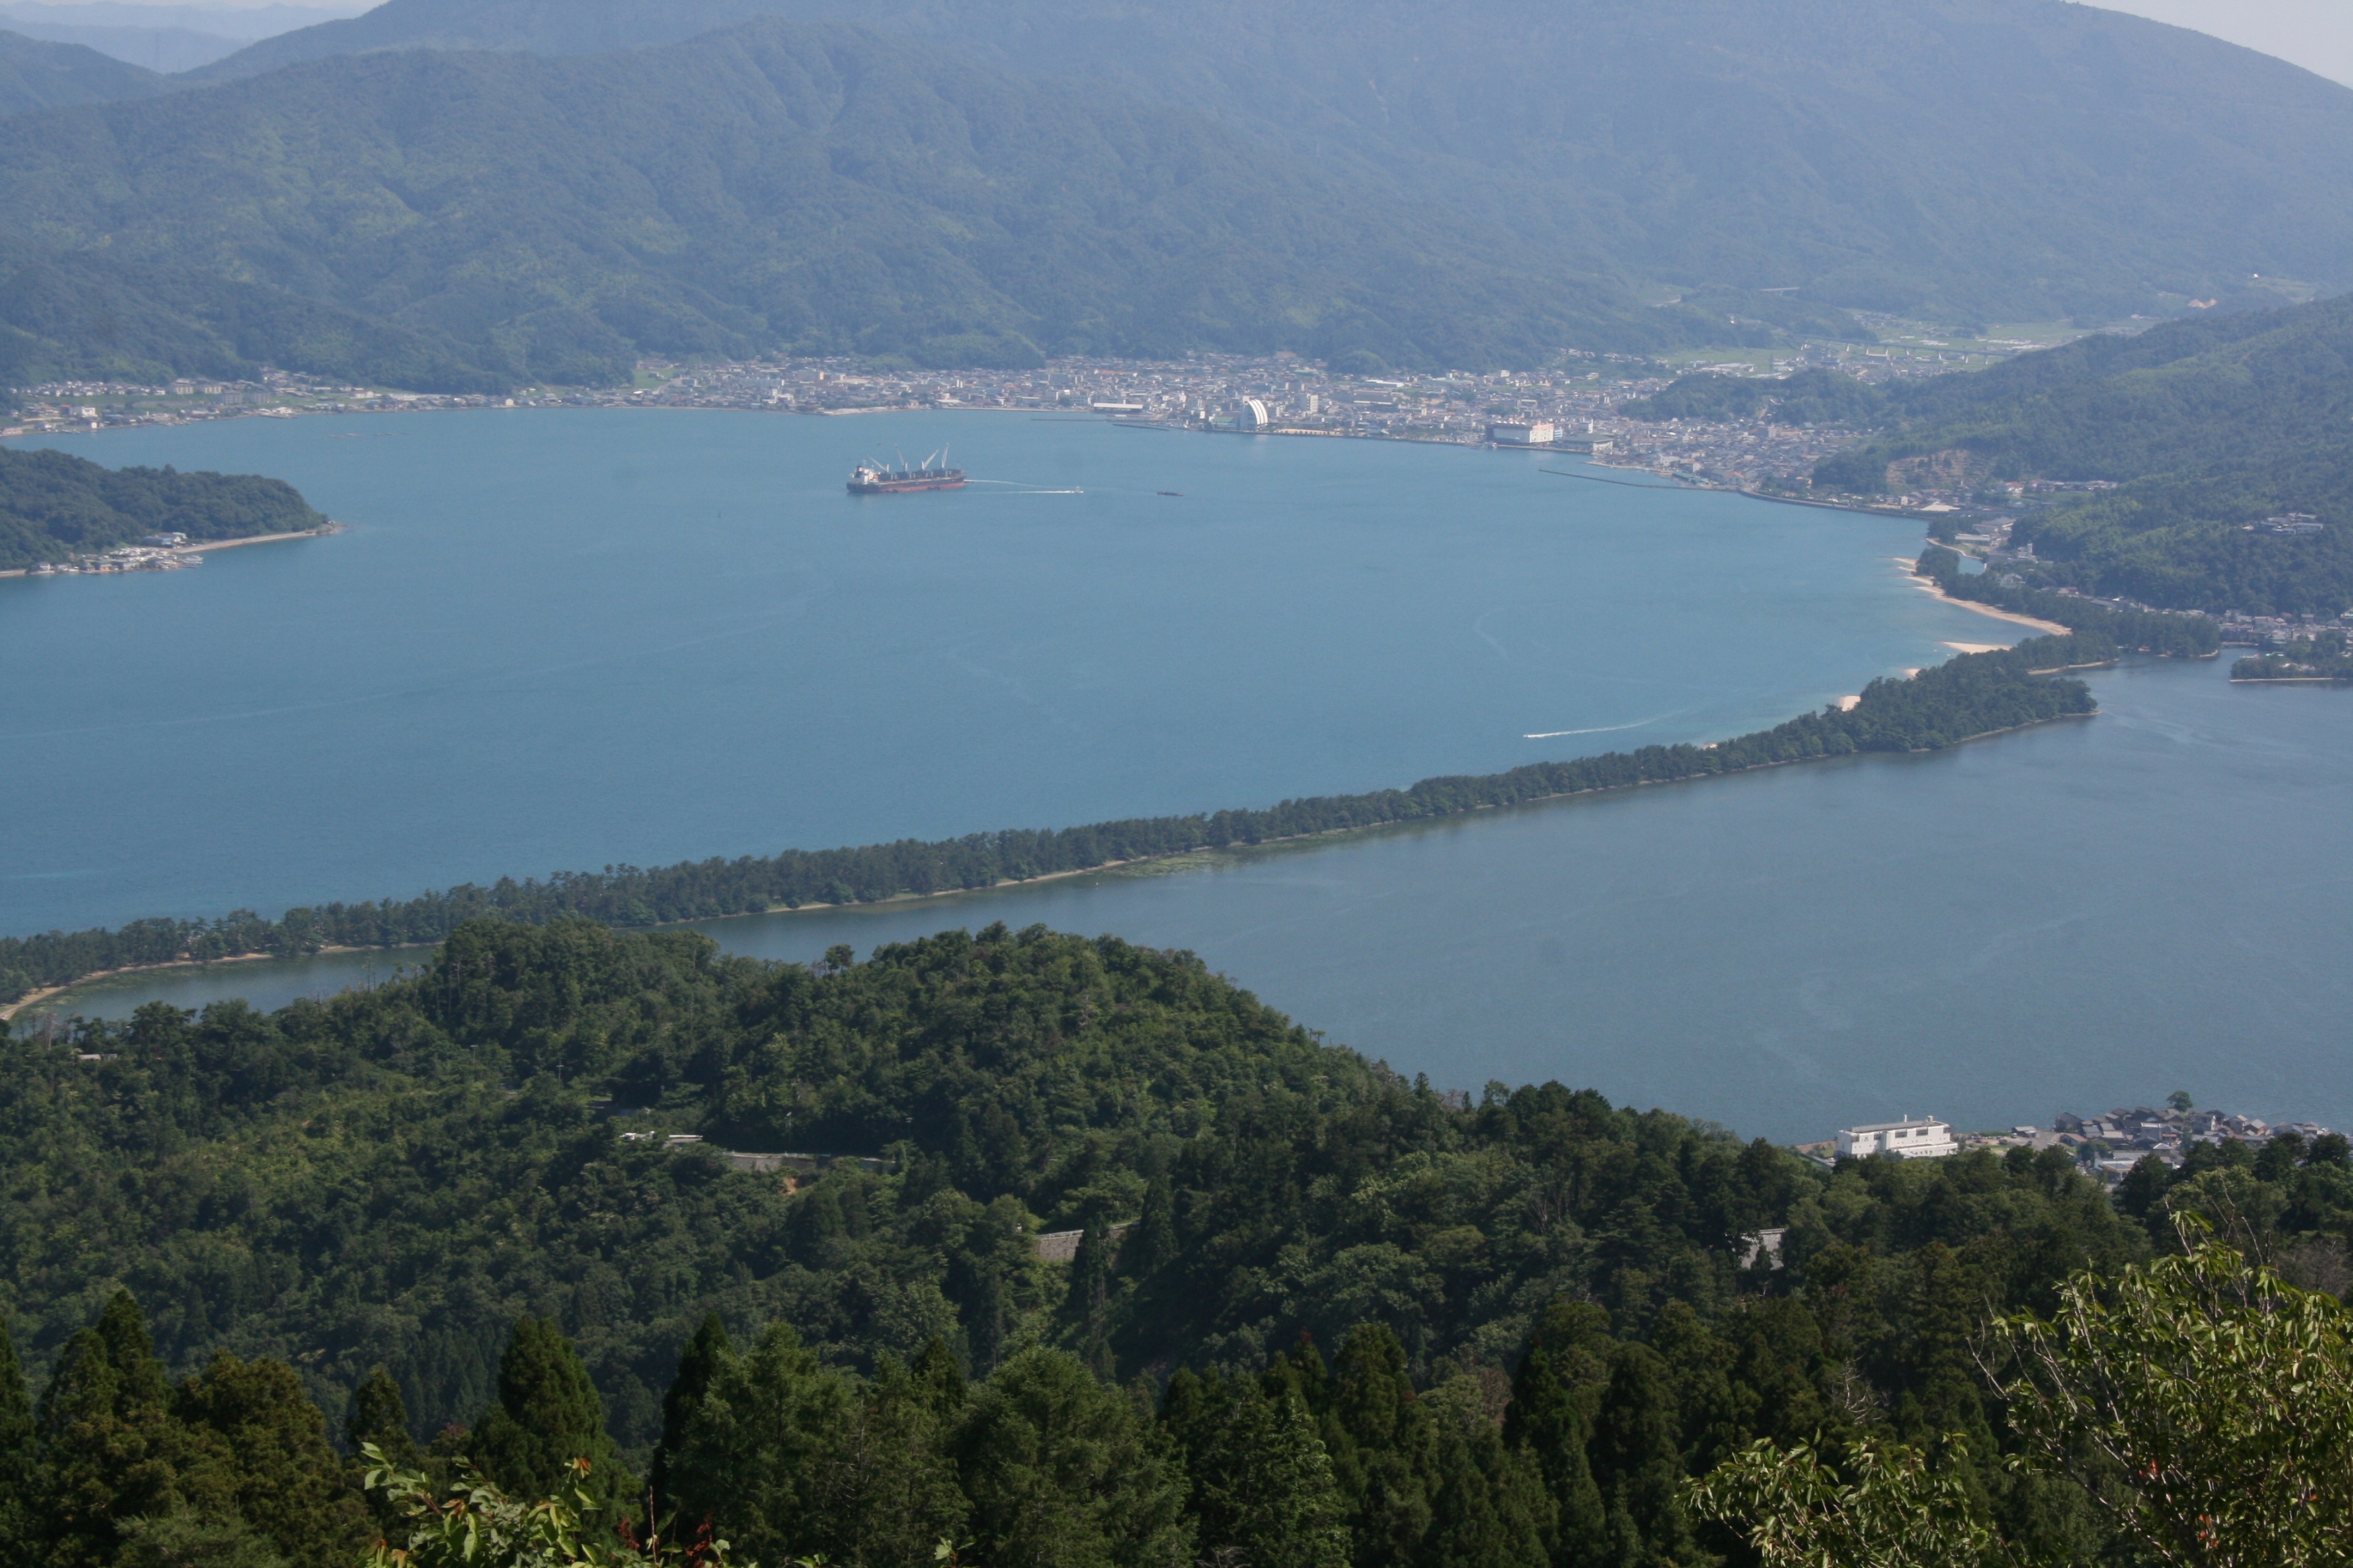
[26,411,2349,1144]
[61,656,2353,1143]
[5,410,1972,932]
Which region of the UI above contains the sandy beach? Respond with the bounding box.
[1892,559,2070,634]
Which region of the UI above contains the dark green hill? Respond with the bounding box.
[0,23,160,112]
[0,917,2154,1449]
[0,20,1726,384]
[9,917,2350,1567]
[0,444,329,569]
[1815,295,2353,614]
[194,0,2353,324]
[0,237,516,391]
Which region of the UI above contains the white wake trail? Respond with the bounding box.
[1523,717,1665,740]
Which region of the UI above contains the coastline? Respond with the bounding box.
[0,945,376,1021]
[13,705,2103,1018]
[0,522,341,581]
[1896,563,2070,634]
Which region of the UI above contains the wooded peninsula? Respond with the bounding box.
[0,633,2143,1008]
[0,445,327,572]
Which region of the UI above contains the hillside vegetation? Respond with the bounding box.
[6,917,2352,1568]
[197,0,2353,325]
[1817,295,2353,613]
[0,444,327,570]
[0,22,1745,387]
[11,1,2353,385]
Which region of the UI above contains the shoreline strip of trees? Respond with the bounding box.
[1,631,2116,1007]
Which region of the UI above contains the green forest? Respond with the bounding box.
[2232,628,2353,682]
[1911,546,2221,659]
[0,446,328,571]
[200,0,2353,325]
[1817,296,2353,614]
[1619,370,1886,428]
[0,637,2116,1006]
[14,0,2353,387]
[0,22,1745,389]
[3,917,2350,1568]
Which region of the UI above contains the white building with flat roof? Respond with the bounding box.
[1837,1117,1957,1159]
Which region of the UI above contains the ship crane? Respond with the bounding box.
[848,445,966,494]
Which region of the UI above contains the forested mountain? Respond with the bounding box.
[5,917,2350,1568]
[0,24,157,113]
[0,22,1741,385]
[1817,294,2353,612]
[9,1,2352,383]
[0,239,528,393]
[193,0,2353,324]
[0,444,327,570]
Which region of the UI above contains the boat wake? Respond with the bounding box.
[966,479,1085,494]
[1523,716,1665,740]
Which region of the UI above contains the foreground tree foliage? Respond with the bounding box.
[3,922,2352,1565]
[1695,1233,2353,1567]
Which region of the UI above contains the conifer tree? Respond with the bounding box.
[1420,1406,1553,1568]
[1504,1302,1610,1568]
[834,1350,972,1568]
[910,1335,967,1419]
[1164,1371,1349,1568]
[1064,1221,1116,1380]
[1587,1343,1698,1567]
[39,1290,185,1567]
[649,1313,731,1520]
[173,1351,370,1565]
[1125,1174,1179,1279]
[956,1346,1191,1568]
[0,1307,36,1563]
[471,1317,633,1512]
[666,1322,856,1564]
[347,1365,424,1534]
[1328,1325,1437,1568]
[346,1366,422,1470]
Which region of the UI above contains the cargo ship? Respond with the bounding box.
[847,449,965,494]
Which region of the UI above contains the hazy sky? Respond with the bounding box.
[2100,0,2353,85]
[61,0,2353,87]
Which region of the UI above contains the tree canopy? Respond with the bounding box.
[0,446,328,572]
[4,921,2353,1565]
[1817,295,2353,615]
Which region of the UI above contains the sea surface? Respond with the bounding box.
[5,409,1967,933]
[19,411,2347,1143]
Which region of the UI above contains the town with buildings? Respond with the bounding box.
[22,533,204,577]
[1799,1101,2340,1186]
[0,339,2005,509]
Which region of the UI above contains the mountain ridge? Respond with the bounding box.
[0,19,1741,383]
[0,22,161,112]
[182,0,2353,323]
[1819,293,2353,613]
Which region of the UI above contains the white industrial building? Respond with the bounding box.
[1486,420,1556,446]
[1836,1117,1957,1159]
